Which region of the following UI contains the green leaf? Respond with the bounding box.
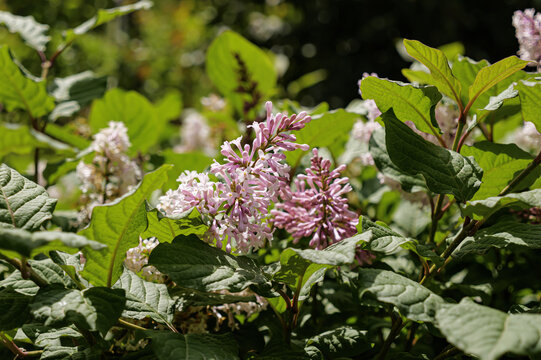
[361,217,417,254]
[49,250,88,289]
[155,90,183,122]
[0,288,32,330]
[89,89,166,154]
[30,286,126,336]
[403,39,462,106]
[468,56,529,110]
[0,46,54,117]
[454,221,541,256]
[49,71,107,121]
[0,271,39,296]
[286,109,358,166]
[273,232,372,299]
[170,287,255,307]
[481,83,518,111]
[401,68,434,86]
[392,200,431,237]
[21,324,82,348]
[517,79,541,132]
[81,165,172,287]
[40,345,96,359]
[358,268,445,322]
[0,228,105,257]
[0,11,50,51]
[369,127,427,193]
[436,299,541,360]
[43,123,92,150]
[285,232,373,266]
[148,234,272,294]
[382,110,483,202]
[0,124,76,158]
[0,164,56,231]
[113,267,176,326]
[305,326,371,358]
[461,142,540,200]
[451,56,489,106]
[359,76,441,135]
[462,189,541,219]
[159,151,213,191]
[148,331,240,360]
[142,207,208,243]
[206,30,276,101]
[63,1,153,44]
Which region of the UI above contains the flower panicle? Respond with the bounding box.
[158,101,312,253]
[272,148,358,250]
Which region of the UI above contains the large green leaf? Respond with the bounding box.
[148,234,272,294]
[286,109,358,166]
[359,76,441,135]
[30,286,125,336]
[369,127,427,193]
[142,207,208,243]
[0,46,54,117]
[0,164,56,231]
[148,331,240,360]
[63,1,153,44]
[89,89,166,154]
[403,39,462,106]
[436,299,541,360]
[468,56,528,110]
[358,268,445,322]
[113,267,177,326]
[517,79,541,132]
[454,221,541,256]
[206,30,276,103]
[382,110,483,202]
[81,165,172,287]
[462,189,541,219]
[0,228,104,257]
[0,11,49,51]
[461,142,540,200]
[304,326,371,359]
[451,56,489,106]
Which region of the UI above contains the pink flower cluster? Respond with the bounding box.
[158,101,311,253]
[513,9,541,65]
[272,148,359,250]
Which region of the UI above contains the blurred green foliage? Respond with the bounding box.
[3,0,541,109]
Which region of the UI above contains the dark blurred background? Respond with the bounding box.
[2,0,541,109]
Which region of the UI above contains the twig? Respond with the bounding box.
[375,314,403,360]
[434,345,461,360]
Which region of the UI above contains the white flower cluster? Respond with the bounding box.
[514,121,541,153]
[76,121,141,221]
[201,94,226,112]
[174,110,215,156]
[125,237,164,282]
